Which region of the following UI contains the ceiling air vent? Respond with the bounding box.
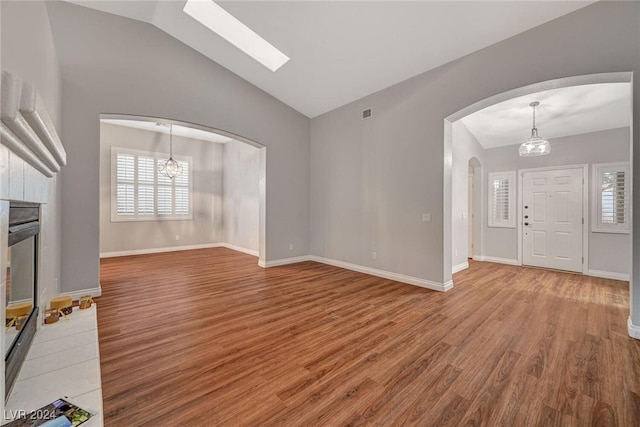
[362,108,372,119]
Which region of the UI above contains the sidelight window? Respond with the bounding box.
[593,162,629,233]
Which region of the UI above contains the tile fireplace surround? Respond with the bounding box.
[1,71,103,424]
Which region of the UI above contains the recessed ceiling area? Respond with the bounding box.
[62,0,594,118]
[460,83,632,149]
[101,118,233,144]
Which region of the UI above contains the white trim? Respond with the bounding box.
[100,243,224,258]
[309,256,453,292]
[628,317,640,340]
[221,243,258,257]
[517,164,589,274]
[587,269,630,282]
[452,261,469,274]
[257,255,453,292]
[258,255,311,268]
[473,255,519,266]
[64,287,102,300]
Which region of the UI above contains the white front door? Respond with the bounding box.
[522,168,583,272]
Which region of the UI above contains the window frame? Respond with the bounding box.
[488,170,516,228]
[592,161,630,234]
[110,146,193,222]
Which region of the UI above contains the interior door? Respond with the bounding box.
[522,168,583,272]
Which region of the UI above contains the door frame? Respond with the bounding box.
[517,164,589,274]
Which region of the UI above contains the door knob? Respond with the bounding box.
[524,215,528,219]
[524,222,530,226]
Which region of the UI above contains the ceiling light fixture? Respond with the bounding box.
[519,101,550,157]
[183,0,290,72]
[158,124,183,179]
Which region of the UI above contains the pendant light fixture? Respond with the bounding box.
[519,101,551,157]
[158,123,183,179]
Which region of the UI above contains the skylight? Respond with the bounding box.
[183,0,290,72]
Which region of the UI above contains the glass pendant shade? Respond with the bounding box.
[518,101,550,157]
[158,124,183,179]
[158,157,183,179]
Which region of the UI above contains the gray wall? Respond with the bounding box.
[482,127,631,274]
[223,140,260,254]
[46,2,310,293]
[451,121,484,269]
[310,0,639,301]
[99,123,223,254]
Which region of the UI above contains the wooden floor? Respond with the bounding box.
[98,248,640,426]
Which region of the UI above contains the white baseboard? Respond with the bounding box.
[473,255,519,266]
[309,255,452,292]
[100,243,224,258]
[587,269,630,282]
[221,243,258,257]
[628,317,640,340]
[63,286,102,300]
[452,261,469,274]
[258,255,311,268]
[100,243,260,259]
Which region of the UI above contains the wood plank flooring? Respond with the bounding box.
[97,248,640,426]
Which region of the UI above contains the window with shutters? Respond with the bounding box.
[593,162,629,233]
[488,171,515,228]
[111,147,192,221]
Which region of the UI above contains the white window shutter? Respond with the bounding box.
[488,171,515,228]
[111,147,193,221]
[593,162,629,233]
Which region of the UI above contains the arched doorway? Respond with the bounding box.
[443,72,635,337]
[98,113,267,264]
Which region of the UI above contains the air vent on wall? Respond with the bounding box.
[362,108,372,119]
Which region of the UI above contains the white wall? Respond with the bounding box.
[99,123,224,255]
[223,140,260,255]
[310,0,639,301]
[451,121,484,270]
[1,0,64,411]
[46,2,310,294]
[482,127,630,275]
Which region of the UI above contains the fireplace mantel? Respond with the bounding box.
[1,71,66,178]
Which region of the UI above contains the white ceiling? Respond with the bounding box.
[63,0,594,118]
[101,119,233,144]
[460,83,632,149]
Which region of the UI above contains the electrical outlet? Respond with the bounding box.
[371,252,377,260]
[289,244,294,250]
[422,213,432,222]
[175,235,180,241]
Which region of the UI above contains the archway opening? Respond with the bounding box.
[98,114,267,264]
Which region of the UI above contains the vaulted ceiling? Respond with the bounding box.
[62,1,594,118]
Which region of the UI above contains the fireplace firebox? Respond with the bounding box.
[5,202,40,399]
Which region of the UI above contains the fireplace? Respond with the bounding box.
[5,202,40,398]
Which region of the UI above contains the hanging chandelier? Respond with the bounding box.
[519,101,551,157]
[158,123,183,179]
